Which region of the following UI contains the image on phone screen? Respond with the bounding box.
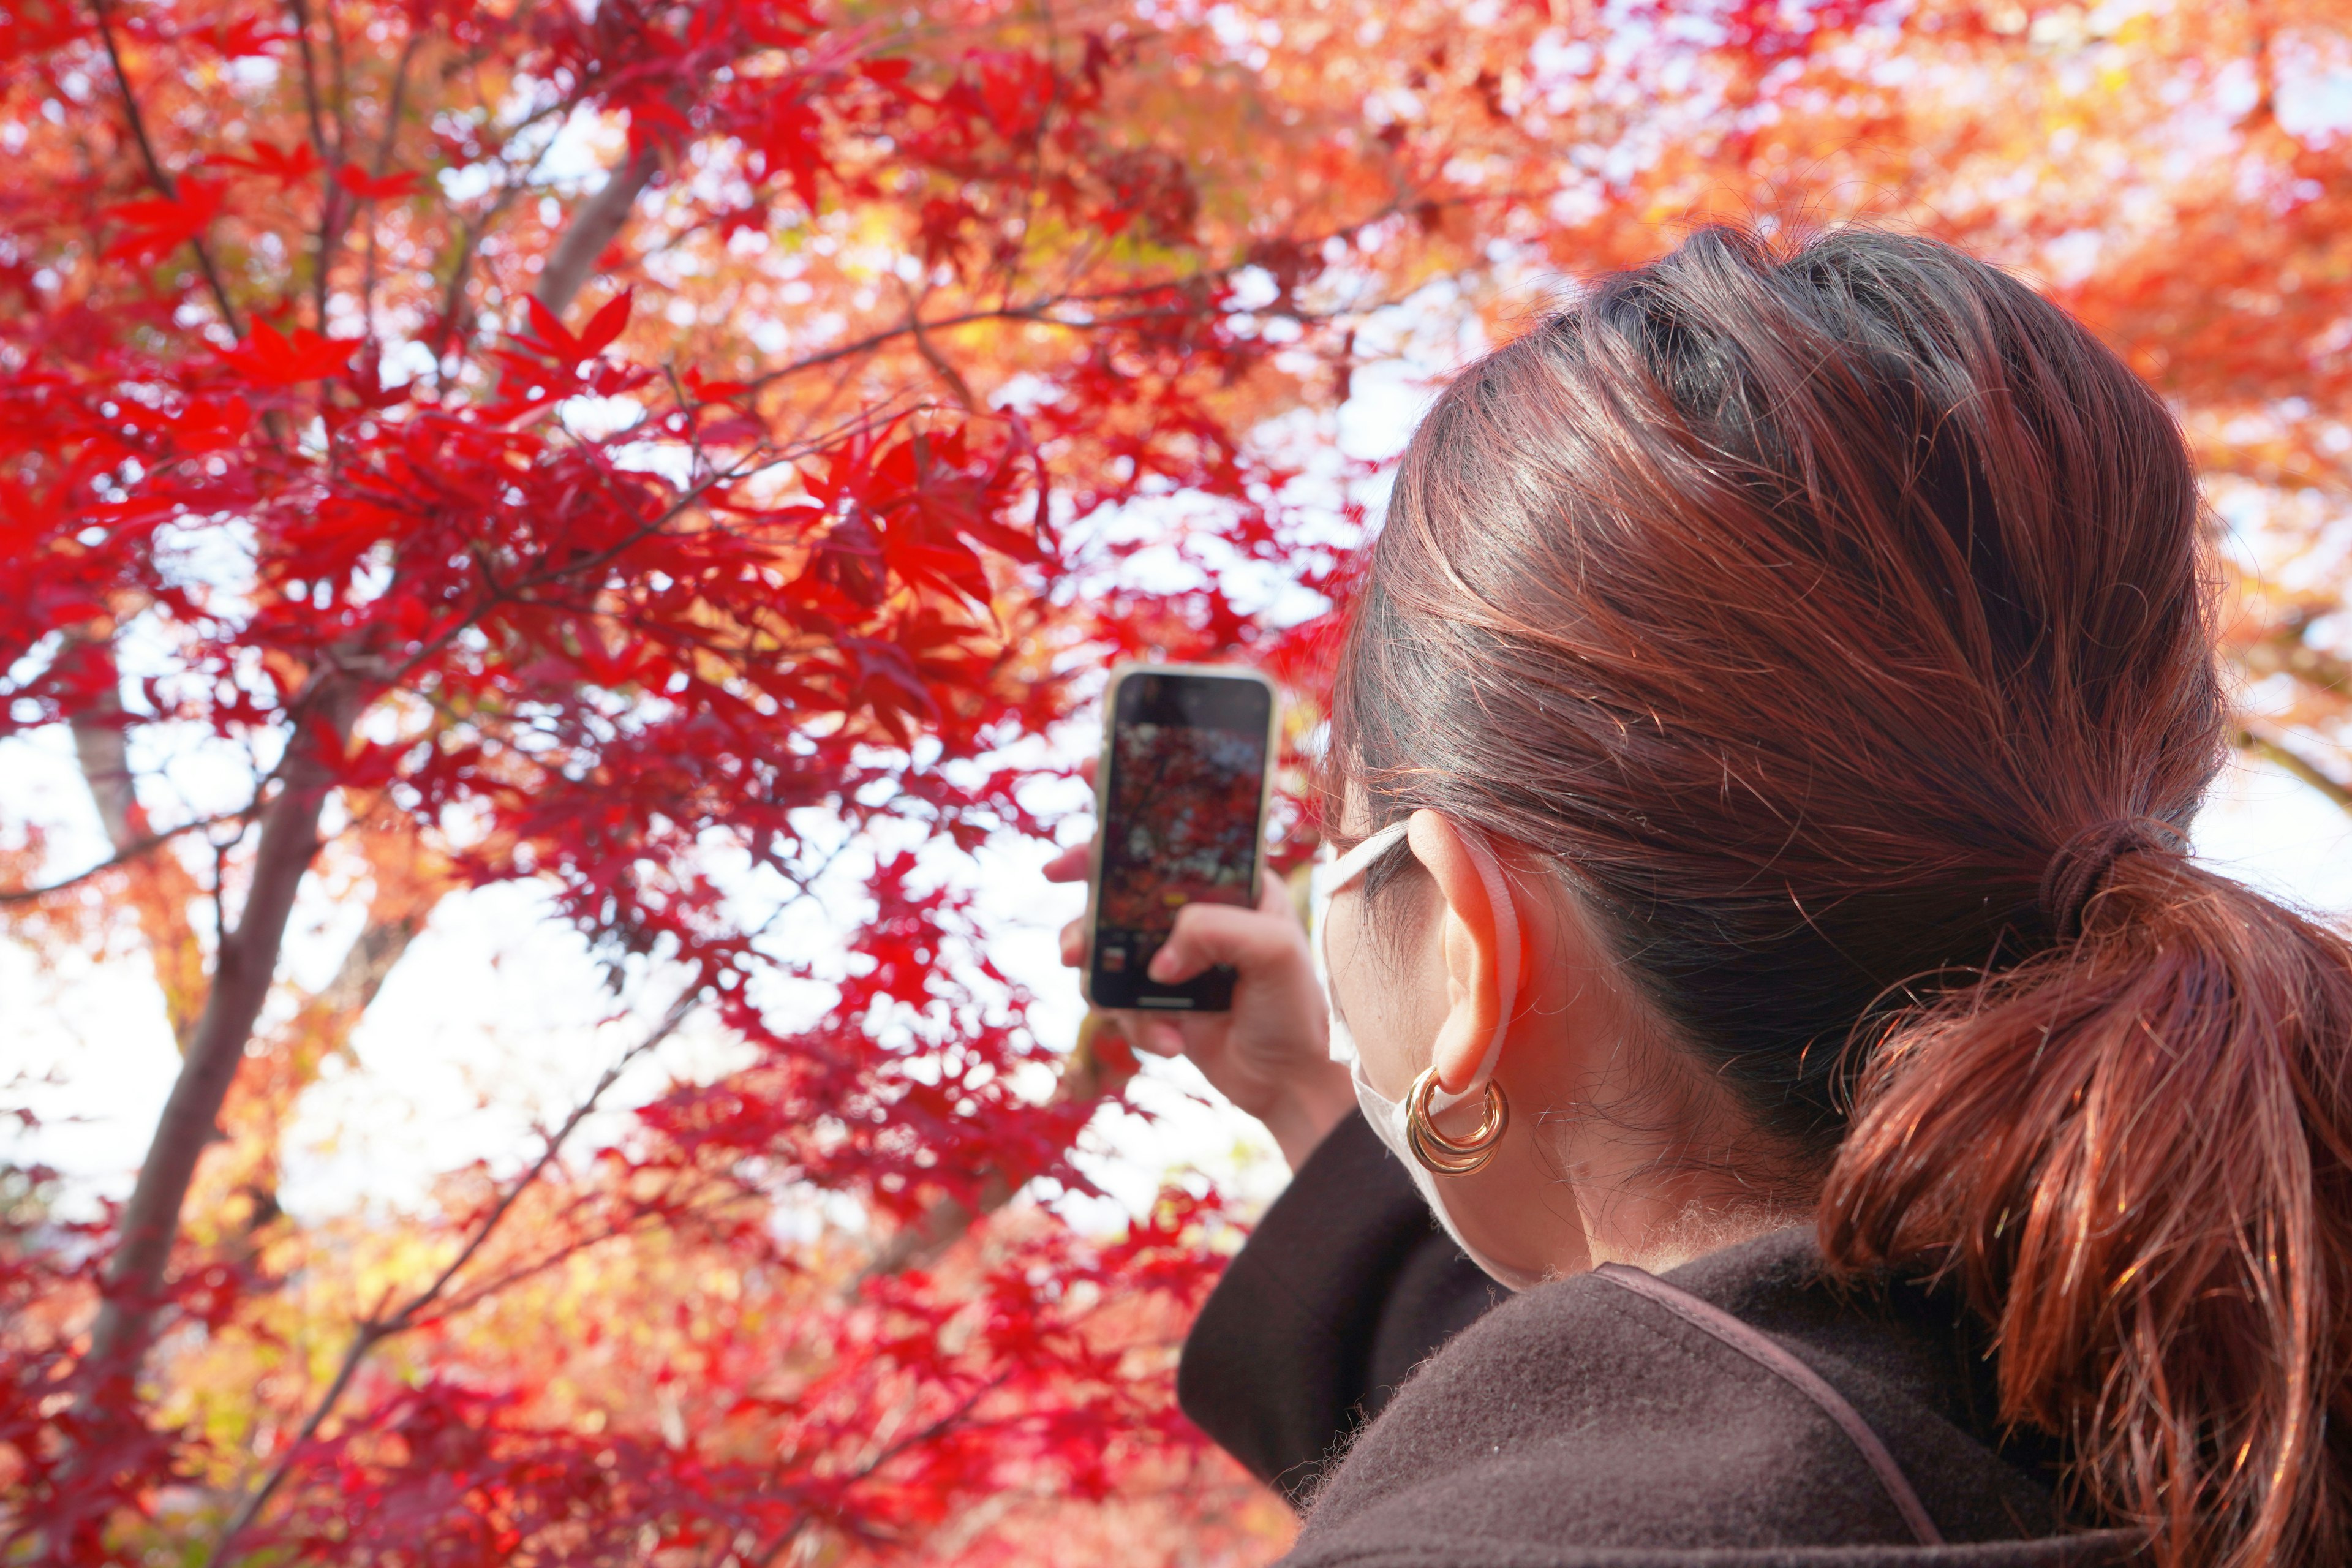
[1088,669,1274,1011]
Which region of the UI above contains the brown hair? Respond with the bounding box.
[1330,224,2352,1566]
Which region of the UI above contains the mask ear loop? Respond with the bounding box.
[1324,822,1410,893]
[1317,823,1407,1067]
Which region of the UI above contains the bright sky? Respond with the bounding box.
[5,348,2350,1235]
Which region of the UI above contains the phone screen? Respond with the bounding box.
[1088,668,1275,1011]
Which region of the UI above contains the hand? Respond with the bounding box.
[1046,832,1357,1172]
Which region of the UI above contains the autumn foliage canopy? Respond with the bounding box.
[4,0,2351,1560]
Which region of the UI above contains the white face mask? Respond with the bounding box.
[1319,821,1548,1292]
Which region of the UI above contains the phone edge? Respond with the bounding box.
[1082,662,1281,1013]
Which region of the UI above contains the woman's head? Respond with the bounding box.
[1325,225,2352,1566]
[1335,224,2222,1150]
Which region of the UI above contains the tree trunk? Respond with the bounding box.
[66,132,658,1460]
[73,133,663,1399]
[80,703,345,1398]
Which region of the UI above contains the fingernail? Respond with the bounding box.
[1147,950,1174,981]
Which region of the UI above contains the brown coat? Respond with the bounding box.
[1177,1114,2143,1566]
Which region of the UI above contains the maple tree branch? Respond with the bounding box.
[434,0,538,79]
[537,146,662,318]
[736,200,1409,399]
[441,104,657,392]
[742,295,1340,395]
[366,462,750,708]
[744,302,1079,391]
[353,29,424,342]
[424,1179,760,1321]
[902,281,978,412]
[426,185,526,382]
[66,676,148,854]
[285,0,345,330]
[324,0,353,162]
[0,810,251,906]
[313,907,423,1022]
[87,0,244,336]
[383,1000,695,1314]
[748,1374,1012,1567]
[284,0,333,163]
[207,992,700,1563]
[2236,723,2352,814]
[425,1219,655,1321]
[2238,627,2352,698]
[254,869,434,1087]
[375,28,421,176]
[415,89,595,377]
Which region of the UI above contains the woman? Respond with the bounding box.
[1049,225,2352,1566]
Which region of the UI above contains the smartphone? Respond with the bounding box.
[1085,664,1280,1012]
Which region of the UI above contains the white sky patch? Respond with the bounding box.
[2275,29,2352,148]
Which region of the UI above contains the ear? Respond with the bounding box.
[1405,809,1523,1095]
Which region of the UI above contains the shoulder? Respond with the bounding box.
[1285,1229,2139,1568]
[1178,1111,1501,1500]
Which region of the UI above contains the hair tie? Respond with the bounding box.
[2038,817,2188,941]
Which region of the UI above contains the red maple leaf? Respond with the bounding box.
[333,163,425,201]
[0,2,86,63]
[756,97,826,213]
[514,290,635,366]
[684,368,751,402]
[189,17,293,58]
[961,50,1055,139]
[214,323,359,386]
[211,140,323,186]
[164,396,253,452]
[101,178,226,262]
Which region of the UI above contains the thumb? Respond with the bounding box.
[1147,900,1305,984]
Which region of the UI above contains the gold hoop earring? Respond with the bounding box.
[1405,1065,1509,1177]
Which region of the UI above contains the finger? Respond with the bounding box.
[1109,1011,1185,1057]
[1146,901,1307,986]
[1259,866,1305,927]
[1043,841,1093,883]
[1059,915,1086,967]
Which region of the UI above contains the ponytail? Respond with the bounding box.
[1823,842,2352,1567]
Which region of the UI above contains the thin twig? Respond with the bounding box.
[420,1175,756,1321]
[417,85,604,389]
[285,0,342,330]
[901,281,977,411]
[737,200,1407,398]
[0,809,252,905]
[205,992,701,1563]
[88,0,244,335]
[750,1376,1011,1567]
[355,27,425,345]
[324,0,353,164]
[741,294,1349,396]
[284,0,333,162]
[365,462,752,701]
